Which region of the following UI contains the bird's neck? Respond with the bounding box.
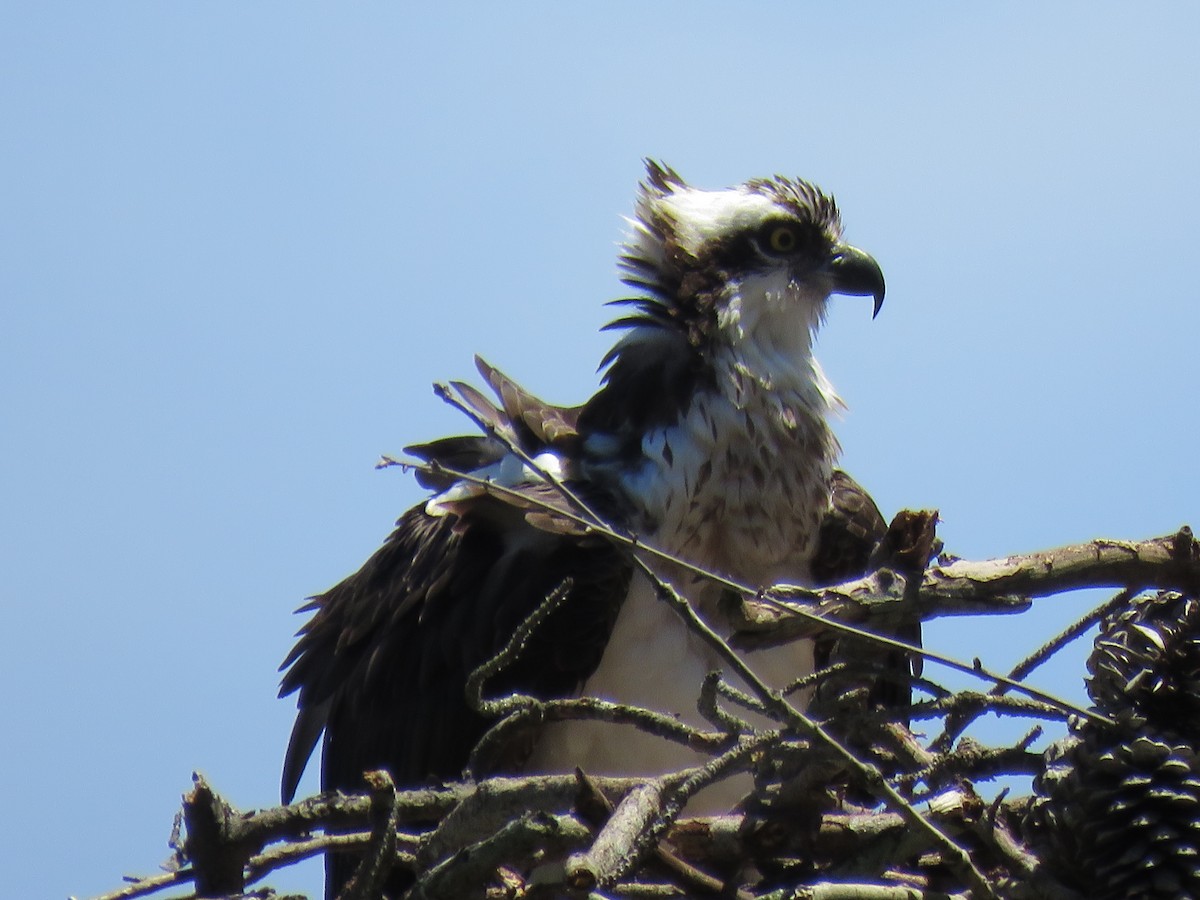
[710,273,839,421]
[618,289,840,586]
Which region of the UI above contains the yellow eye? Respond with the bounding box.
[767,225,797,254]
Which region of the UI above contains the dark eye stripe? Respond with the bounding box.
[754,218,827,262]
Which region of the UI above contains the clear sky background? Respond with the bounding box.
[3,4,1198,898]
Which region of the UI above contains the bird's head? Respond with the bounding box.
[616,161,884,351]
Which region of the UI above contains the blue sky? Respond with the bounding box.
[3,5,1198,897]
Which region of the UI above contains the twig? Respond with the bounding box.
[337,769,400,900]
[909,691,1063,731]
[245,831,414,886]
[758,883,966,899]
[415,774,645,875]
[905,742,1044,798]
[760,581,1109,728]
[89,871,192,900]
[932,588,1137,751]
[999,587,1138,689]
[698,670,758,732]
[412,811,592,900]
[462,582,735,775]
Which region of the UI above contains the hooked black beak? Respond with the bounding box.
[829,244,885,318]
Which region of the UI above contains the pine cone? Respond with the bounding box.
[1032,727,1200,898]
[1029,591,1200,897]
[1087,591,1200,735]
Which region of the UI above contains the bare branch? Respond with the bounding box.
[1001,588,1138,688]
[923,527,1200,606]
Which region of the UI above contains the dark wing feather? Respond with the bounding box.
[475,356,581,446]
[810,470,920,718]
[403,435,505,490]
[280,499,630,895]
[580,326,709,459]
[810,469,887,584]
[281,489,629,796]
[279,365,632,896]
[445,379,518,443]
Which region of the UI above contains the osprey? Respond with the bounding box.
[279,162,887,890]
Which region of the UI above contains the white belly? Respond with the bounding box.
[526,572,814,811]
[532,357,834,808]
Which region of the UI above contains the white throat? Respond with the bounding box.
[618,273,841,584]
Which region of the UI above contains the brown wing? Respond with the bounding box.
[278,362,632,896]
[279,500,631,898]
[810,470,921,717]
[810,469,888,585]
[279,500,631,803]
